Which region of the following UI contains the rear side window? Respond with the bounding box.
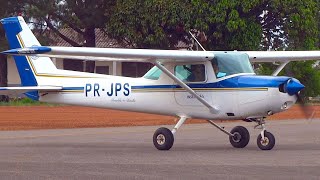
[143,66,162,80]
[175,64,205,82]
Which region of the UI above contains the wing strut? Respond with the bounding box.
[154,61,219,114]
[272,61,290,76]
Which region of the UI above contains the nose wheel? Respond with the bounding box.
[250,118,276,150]
[257,131,275,150]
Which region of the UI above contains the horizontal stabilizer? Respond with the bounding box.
[2,46,52,55]
[0,86,62,95]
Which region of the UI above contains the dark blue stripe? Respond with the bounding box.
[2,46,52,55]
[62,87,84,90]
[132,85,177,89]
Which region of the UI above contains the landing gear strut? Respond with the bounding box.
[207,120,250,148]
[208,118,275,150]
[153,116,275,150]
[257,131,275,150]
[253,118,276,150]
[153,116,187,150]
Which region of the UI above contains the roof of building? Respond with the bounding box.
[46,28,190,49]
[48,28,124,48]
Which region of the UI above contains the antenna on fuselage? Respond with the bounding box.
[188,30,206,51]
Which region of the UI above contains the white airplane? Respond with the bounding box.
[1,16,319,151]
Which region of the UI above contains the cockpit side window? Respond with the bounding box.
[175,64,206,82]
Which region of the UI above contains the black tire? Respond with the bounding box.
[153,127,174,150]
[257,131,275,150]
[229,126,250,148]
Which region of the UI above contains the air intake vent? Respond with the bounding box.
[226,113,235,116]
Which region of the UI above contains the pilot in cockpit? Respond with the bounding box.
[212,59,227,78]
[191,65,205,82]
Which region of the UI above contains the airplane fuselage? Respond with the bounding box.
[39,72,298,120]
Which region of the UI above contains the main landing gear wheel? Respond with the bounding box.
[229,126,250,148]
[257,131,275,150]
[153,127,174,150]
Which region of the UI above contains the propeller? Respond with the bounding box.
[295,91,316,120]
[281,78,315,120]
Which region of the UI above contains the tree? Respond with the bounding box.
[106,0,192,49]
[24,0,116,72]
[106,0,193,76]
[189,0,264,51]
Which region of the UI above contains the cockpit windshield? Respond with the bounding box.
[212,52,254,78]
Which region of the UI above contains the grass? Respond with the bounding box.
[0,98,61,106]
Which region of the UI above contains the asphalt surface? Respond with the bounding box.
[0,119,319,180]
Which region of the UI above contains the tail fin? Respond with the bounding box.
[1,16,57,99]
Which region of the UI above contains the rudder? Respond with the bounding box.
[1,16,57,100]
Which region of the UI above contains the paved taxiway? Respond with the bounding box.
[0,119,319,179]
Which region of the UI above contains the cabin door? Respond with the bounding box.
[173,64,213,107]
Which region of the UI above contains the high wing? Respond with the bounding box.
[0,86,62,95]
[3,46,320,63]
[245,51,320,62]
[3,46,214,62]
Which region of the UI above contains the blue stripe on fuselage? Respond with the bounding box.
[62,87,85,91]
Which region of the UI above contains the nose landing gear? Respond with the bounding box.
[257,131,275,150]
[254,118,276,150]
[251,118,276,150]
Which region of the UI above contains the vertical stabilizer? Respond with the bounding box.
[1,16,57,100]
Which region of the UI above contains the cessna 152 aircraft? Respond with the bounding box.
[1,16,319,151]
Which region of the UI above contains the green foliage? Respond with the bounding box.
[254,63,277,75]
[190,0,263,50]
[0,98,59,106]
[286,61,320,97]
[34,0,113,29]
[107,0,192,49]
